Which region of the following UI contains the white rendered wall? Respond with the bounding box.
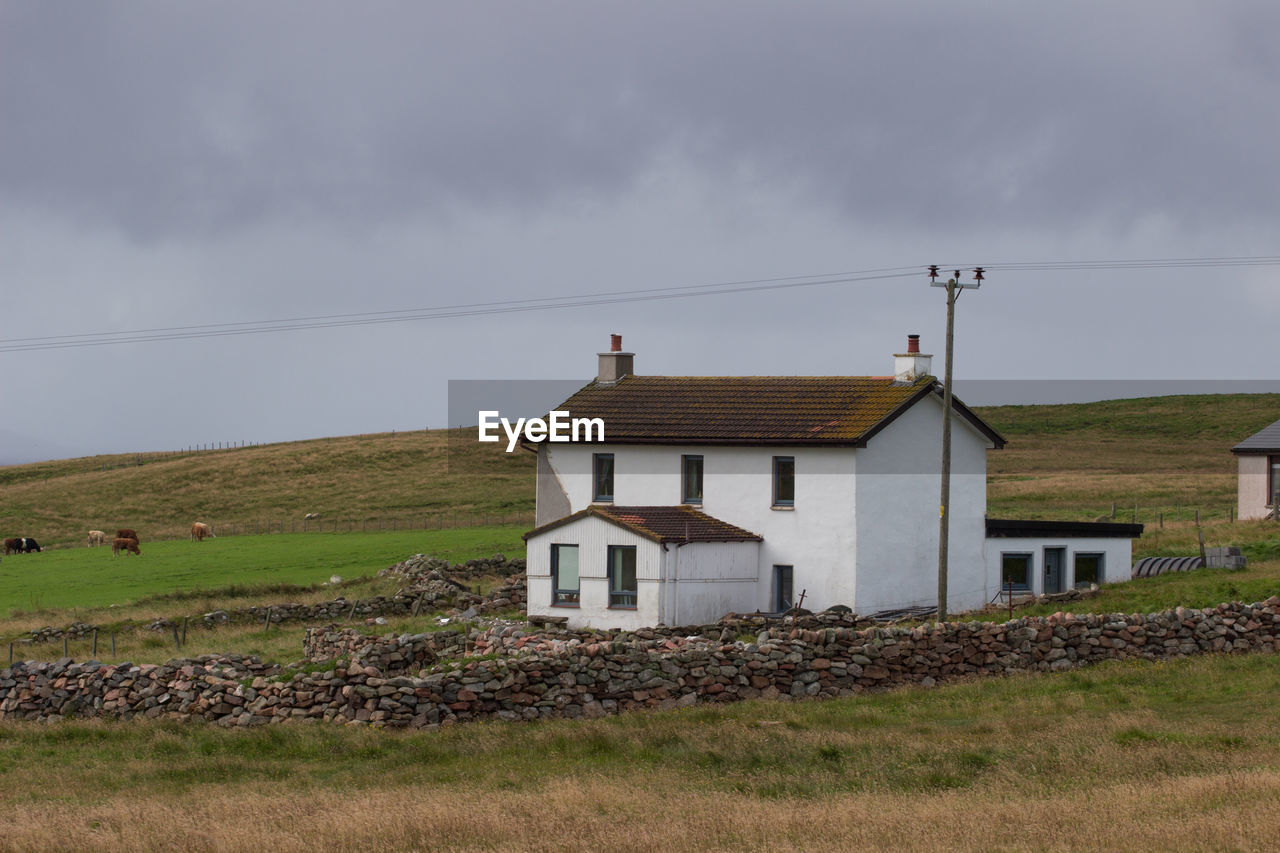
[854,395,993,615]
[983,536,1135,597]
[1238,455,1270,520]
[544,442,858,612]
[525,516,662,630]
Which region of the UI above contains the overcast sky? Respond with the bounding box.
[3,1,1279,463]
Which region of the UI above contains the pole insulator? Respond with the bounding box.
[927,264,939,282]
[972,266,985,283]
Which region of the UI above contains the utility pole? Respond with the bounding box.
[930,265,984,622]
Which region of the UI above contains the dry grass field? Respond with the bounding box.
[0,653,1277,851]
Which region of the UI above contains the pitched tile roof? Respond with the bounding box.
[523,505,763,544]
[1232,418,1280,453]
[547,375,1005,447]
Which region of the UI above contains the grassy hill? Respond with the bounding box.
[0,429,535,548]
[4,391,1280,549]
[982,392,1280,522]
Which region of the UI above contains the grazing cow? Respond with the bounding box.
[112,537,140,556]
[88,530,106,547]
[190,522,214,541]
[20,538,41,553]
[304,513,320,520]
[116,528,139,543]
[3,538,21,555]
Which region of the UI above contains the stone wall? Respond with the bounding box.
[2,598,1279,728]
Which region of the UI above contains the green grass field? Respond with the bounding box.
[0,527,526,619]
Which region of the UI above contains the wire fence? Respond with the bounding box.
[2,429,436,482]
[156,509,537,544]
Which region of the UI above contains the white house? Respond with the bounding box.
[1232,418,1280,520]
[523,335,1141,629]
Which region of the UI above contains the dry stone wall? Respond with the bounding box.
[3,598,1279,728]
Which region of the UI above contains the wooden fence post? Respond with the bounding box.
[92,629,98,657]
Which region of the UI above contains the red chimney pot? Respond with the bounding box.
[610,334,622,352]
[907,334,920,354]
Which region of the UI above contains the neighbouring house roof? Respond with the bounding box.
[541,375,1006,448]
[1232,418,1280,454]
[523,504,764,544]
[985,518,1145,539]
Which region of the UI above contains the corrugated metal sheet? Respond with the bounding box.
[1131,556,1203,578]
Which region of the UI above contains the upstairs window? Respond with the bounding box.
[681,455,704,504]
[772,456,795,507]
[593,453,614,502]
[608,545,637,608]
[551,544,580,606]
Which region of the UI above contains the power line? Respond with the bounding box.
[0,268,920,353]
[3,254,1278,354]
[947,255,1280,271]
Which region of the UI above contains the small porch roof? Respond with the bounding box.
[524,505,763,545]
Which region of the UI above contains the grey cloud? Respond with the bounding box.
[4,2,1280,241]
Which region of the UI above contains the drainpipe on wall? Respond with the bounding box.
[660,541,688,627]
[659,543,669,626]
[672,541,682,627]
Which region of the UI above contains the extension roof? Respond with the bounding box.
[1232,418,1280,454]
[545,375,1005,448]
[523,504,763,544]
[985,518,1145,539]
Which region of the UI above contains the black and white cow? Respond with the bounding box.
[20,538,41,553]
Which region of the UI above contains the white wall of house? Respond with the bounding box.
[1237,454,1270,520]
[543,442,859,612]
[854,395,993,614]
[983,536,1134,597]
[526,516,663,631]
[525,515,760,629]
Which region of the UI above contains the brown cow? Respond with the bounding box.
[3,538,21,555]
[88,530,106,547]
[112,537,140,556]
[116,528,139,543]
[190,522,214,541]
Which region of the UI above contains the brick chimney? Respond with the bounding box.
[597,334,634,384]
[893,334,933,383]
